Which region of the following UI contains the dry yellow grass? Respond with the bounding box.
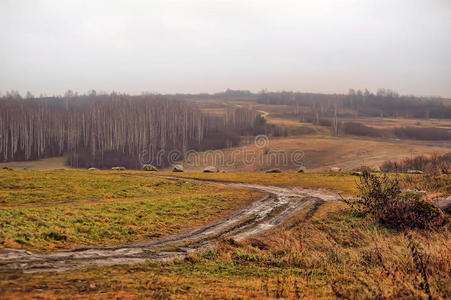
[0,157,68,170]
[160,171,359,195]
[180,135,450,172]
[2,202,449,299]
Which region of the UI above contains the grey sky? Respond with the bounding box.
[1,0,450,97]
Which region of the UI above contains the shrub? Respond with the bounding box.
[381,152,451,174]
[266,168,282,173]
[350,173,400,215]
[343,122,391,138]
[341,123,451,141]
[380,197,445,229]
[382,152,451,174]
[394,127,451,141]
[319,118,332,127]
[357,165,371,173]
[347,172,446,230]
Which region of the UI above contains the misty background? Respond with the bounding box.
[1,0,450,97]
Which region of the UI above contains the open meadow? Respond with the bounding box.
[0,170,263,251]
[1,199,450,299]
[180,134,451,172]
[0,169,450,298]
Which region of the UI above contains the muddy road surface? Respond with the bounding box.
[0,175,341,273]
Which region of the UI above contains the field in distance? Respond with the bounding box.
[183,134,451,172]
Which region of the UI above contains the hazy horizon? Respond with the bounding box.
[1,0,451,98]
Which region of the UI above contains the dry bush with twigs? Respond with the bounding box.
[346,172,400,216]
[346,172,446,230]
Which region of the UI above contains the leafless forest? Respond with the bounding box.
[0,94,258,169]
[1,89,450,169]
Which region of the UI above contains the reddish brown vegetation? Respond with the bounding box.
[349,172,447,230]
[380,196,445,230]
[382,152,451,173]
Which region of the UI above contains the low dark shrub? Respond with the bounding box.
[394,127,451,141]
[266,168,282,173]
[319,118,332,126]
[380,197,445,229]
[347,172,446,230]
[43,231,67,241]
[343,122,391,138]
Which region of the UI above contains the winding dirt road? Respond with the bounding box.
[0,176,341,273]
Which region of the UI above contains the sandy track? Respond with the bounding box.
[0,176,341,273]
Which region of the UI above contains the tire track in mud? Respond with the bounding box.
[0,175,341,273]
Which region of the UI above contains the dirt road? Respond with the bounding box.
[0,176,341,273]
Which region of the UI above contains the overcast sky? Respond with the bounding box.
[1,0,450,97]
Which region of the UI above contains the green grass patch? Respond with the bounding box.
[0,170,263,250]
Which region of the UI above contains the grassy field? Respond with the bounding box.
[180,134,450,172]
[160,171,359,195]
[0,170,263,251]
[0,157,68,170]
[1,134,449,176]
[1,202,449,299]
[192,100,451,172]
[253,101,451,130]
[0,169,449,299]
[342,116,451,130]
[160,171,451,197]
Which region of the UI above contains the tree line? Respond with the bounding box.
[0,94,259,169]
[257,89,451,119]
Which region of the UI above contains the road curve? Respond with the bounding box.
[0,175,341,273]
